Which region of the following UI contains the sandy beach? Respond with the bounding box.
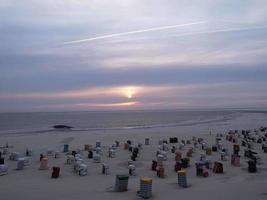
[0,112,267,200]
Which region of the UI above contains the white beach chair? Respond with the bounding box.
[67,155,75,164]
[93,154,101,163]
[0,164,8,175]
[9,152,20,161]
[128,164,136,176]
[157,154,164,162]
[22,157,30,166]
[17,158,25,170]
[95,147,102,155]
[163,143,169,151]
[74,158,84,172]
[161,151,167,161]
[78,164,87,176]
[128,159,133,166]
[96,141,101,148]
[108,149,115,158]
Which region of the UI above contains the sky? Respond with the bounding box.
[1,0,267,112]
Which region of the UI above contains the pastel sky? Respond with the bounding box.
[1,0,267,112]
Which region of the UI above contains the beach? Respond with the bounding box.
[0,111,267,200]
[2,0,267,199]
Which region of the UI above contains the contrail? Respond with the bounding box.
[169,25,267,38]
[62,21,207,45]
[104,25,267,44]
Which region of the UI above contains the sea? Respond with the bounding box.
[0,109,266,136]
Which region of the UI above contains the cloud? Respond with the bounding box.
[93,28,267,69]
[34,101,139,110]
[1,1,267,111]
[0,85,181,99]
[1,81,267,111]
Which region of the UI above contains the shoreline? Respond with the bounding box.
[0,110,262,137]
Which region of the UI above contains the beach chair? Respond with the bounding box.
[0,157,4,165]
[51,166,60,178]
[248,160,257,173]
[67,155,74,164]
[128,164,136,176]
[213,162,223,173]
[96,141,101,148]
[115,175,129,192]
[78,164,87,176]
[39,158,49,170]
[102,164,110,175]
[177,170,187,188]
[17,158,25,170]
[138,177,152,199]
[108,149,115,158]
[161,151,167,161]
[9,152,20,161]
[145,138,150,145]
[74,158,84,172]
[0,164,8,175]
[93,154,101,163]
[152,160,157,171]
[23,157,30,166]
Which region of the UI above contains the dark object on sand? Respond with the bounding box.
[181,158,189,168]
[152,160,157,171]
[195,162,205,176]
[260,126,267,132]
[88,151,93,159]
[51,166,60,178]
[175,161,182,172]
[212,146,218,152]
[213,162,223,173]
[72,151,77,157]
[53,125,73,129]
[26,149,29,156]
[248,160,257,173]
[131,155,136,161]
[0,157,4,165]
[169,137,178,143]
[40,154,44,162]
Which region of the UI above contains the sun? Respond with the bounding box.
[121,86,138,99]
[127,94,133,99]
[126,90,134,99]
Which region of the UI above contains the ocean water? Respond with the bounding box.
[0,110,242,135]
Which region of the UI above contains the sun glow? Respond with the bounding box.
[121,86,138,99]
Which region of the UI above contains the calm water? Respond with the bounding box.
[0,110,240,135]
